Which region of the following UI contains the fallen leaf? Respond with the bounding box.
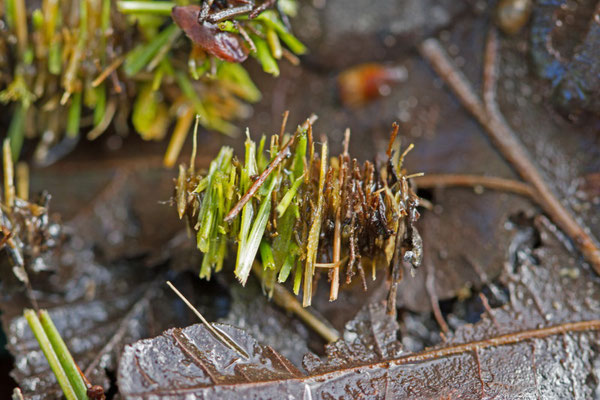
[117,217,600,398]
[0,168,230,398]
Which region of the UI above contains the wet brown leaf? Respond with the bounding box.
[117,219,600,398]
[0,168,226,398]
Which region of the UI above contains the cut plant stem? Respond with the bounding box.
[386,122,400,158]
[166,281,249,359]
[303,139,328,307]
[91,56,125,88]
[3,139,16,208]
[252,262,340,343]
[15,161,28,201]
[38,310,89,399]
[24,310,82,400]
[413,174,534,198]
[419,33,600,273]
[330,128,350,301]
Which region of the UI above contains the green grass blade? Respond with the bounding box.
[7,103,26,160]
[259,241,276,270]
[303,141,328,306]
[38,310,89,400]
[235,176,277,285]
[250,35,279,77]
[276,173,304,217]
[123,24,180,76]
[66,91,82,138]
[117,1,175,15]
[24,310,81,400]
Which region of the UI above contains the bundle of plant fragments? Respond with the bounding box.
[0,0,304,165]
[175,116,423,307]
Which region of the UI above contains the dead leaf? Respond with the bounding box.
[117,218,600,398]
[0,169,229,398]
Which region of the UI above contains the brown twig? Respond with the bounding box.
[224,132,296,223]
[279,110,290,143]
[419,32,600,273]
[330,128,351,301]
[224,115,317,223]
[413,174,535,198]
[386,122,400,158]
[425,260,449,334]
[91,56,125,88]
[252,262,340,343]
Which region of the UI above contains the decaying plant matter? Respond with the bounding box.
[175,116,423,307]
[0,0,304,165]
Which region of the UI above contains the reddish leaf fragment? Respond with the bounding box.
[337,63,407,107]
[172,6,248,63]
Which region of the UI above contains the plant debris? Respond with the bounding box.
[175,117,423,307]
[0,160,229,398]
[118,219,600,398]
[0,0,304,165]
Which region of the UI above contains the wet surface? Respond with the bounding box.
[117,219,600,398]
[2,0,600,397]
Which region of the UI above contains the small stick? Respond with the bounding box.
[91,56,125,88]
[166,281,249,359]
[279,110,290,143]
[207,4,253,23]
[235,21,257,53]
[253,262,340,343]
[386,122,400,158]
[419,35,600,273]
[413,174,535,198]
[224,128,298,222]
[281,48,300,66]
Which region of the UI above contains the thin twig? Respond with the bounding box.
[279,110,290,143]
[253,262,340,343]
[419,33,600,273]
[166,281,249,359]
[224,115,317,223]
[413,174,535,198]
[91,56,125,88]
[386,122,400,158]
[425,260,449,334]
[224,130,296,223]
[330,128,350,301]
